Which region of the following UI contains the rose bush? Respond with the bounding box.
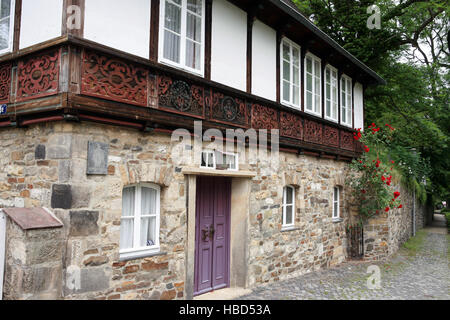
[347,123,403,225]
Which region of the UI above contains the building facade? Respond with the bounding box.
[0,0,425,300]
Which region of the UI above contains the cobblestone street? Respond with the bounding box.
[239,215,449,300]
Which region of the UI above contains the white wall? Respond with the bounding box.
[84,0,151,59]
[211,0,247,91]
[252,20,276,101]
[19,0,63,49]
[354,82,364,131]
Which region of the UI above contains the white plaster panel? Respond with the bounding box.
[84,0,151,59]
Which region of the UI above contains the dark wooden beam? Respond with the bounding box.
[276,30,282,103]
[204,0,212,79]
[13,0,22,52]
[246,11,256,93]
[150,0,160,63]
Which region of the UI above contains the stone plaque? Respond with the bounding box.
[87,141,109,175]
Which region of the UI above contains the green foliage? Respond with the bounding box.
[292,0,450,202]
[402,230,427,256]
[347,124,402,224]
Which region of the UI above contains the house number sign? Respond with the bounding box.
[0,104,7,115]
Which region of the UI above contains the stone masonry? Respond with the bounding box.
[0,121,427,299]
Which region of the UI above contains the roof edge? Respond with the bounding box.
[274,0,386,85]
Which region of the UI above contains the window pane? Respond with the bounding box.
[333,202,338,218]
[286,187,293,204]
[187,0,202,14]
[285,205,293,225]
[314,76,320,95]
[306,57,312,73]
[165,1,181,33]
[315,94,320,113]
[283,81,290,102]
[122,187,135,217]
[186,39,200,69]
[292,47,299,67]
[306,73,312,91]
[186,12,201,42]
[306,92,312,110]
[283,60,290,81]
[283,43,290,61]
[293,66,299,86]
[293,86,299,106]
[0,17,10,51]
[141,187,157,215]
[326,100,331,117]
[140,216,157,247]
[163,30,180,63]
[314,60,320,76]
[0,0,11,19]
[334,187,339,201]
[120,219,134,249]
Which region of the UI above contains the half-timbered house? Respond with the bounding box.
[0,0,410,300]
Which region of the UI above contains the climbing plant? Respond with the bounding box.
[347,123,403,225]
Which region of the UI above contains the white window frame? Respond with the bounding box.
[158,0,205,77]
[324,64,339,123]
[280,37,301,109]
[340,74,353,127]
[200,149,239,172]
[282,186,295,229]
[332,186,340,220]
[120,183,161,260]
[0,0,15,56]
[304,52,322,117]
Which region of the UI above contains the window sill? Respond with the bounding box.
[332,218,343,223]
[304,109,322,118]
[281,226,300,233]
[281,101,301,110]
[158,58,204,78]
[119,248,164,261]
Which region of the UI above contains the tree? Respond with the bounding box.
[292,0,450,202]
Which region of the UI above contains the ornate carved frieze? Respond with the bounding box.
[323,125,339,147]
[157,76,205,118]
[16,49,60,102]
[210,92,248,127]
[81,51,148,107]
[0,63,12,104]
[304,119,323,144]
[280,112,303,140]
[251,104,279,130]
[340,130,355,151]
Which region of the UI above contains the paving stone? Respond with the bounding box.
[238,230,449,300]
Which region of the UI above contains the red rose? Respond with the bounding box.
[394,191,400,199]
[398,204,403,209]
[385,207,390,212]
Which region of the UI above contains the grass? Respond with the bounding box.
[401,230,427,256]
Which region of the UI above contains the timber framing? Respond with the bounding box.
[0,35,361,161]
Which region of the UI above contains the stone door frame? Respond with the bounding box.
[184,169,254,300]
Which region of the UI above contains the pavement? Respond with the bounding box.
[236,214,449,300]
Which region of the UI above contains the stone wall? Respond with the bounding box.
[246,152,354,287]
[0,121,425,299]
[0,122,187,300]
[363,182,428,261]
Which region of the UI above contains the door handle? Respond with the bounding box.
[209,225,215,239]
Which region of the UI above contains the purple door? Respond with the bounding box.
[194,176,231,296]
